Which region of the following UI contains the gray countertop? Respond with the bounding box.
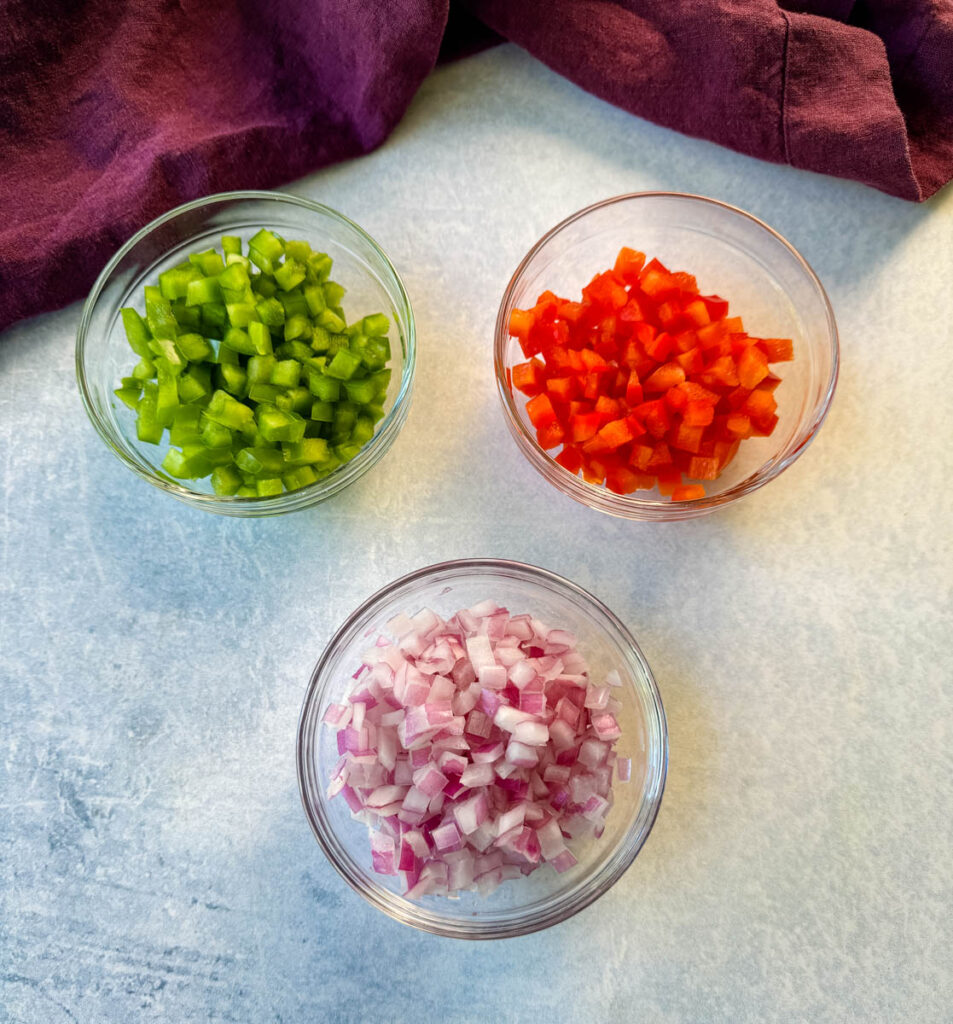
[2,44,951,1024]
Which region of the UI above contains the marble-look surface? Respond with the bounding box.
[2,44,951,1024]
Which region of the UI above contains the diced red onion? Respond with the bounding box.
[591,712,622,741]
[412,764,449,797]
[505,739,539,767]
[459,762,496,789]
[431,821,464,853]
[453,790,488,834]
[512,720,550,746]
[370,831,397,875]
[470,740,504,764]
[323,601,630,900]
[550,849,578,874]
[465,635,495,673]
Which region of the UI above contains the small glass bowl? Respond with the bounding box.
[296,558,668,939]
[76,191,415,516]
[494,193,839,521]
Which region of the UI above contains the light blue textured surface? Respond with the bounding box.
[2,44,952,1023]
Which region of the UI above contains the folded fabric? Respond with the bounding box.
[1,0,950,331]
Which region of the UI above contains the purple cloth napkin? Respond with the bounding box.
[1,0,950,332]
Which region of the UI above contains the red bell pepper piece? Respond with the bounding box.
[644,362,686,392]
[526,393,557,430]
[569,411,602,443]
[512,358,546,396]
[672,483,706,501]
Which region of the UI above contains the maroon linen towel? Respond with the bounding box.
[1,0,950,332]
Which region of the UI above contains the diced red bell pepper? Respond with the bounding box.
[676,347,704,375]
[726,386,752,410]
[507,244,794,502]
[683,400,715,427]
[714,438,740,469]
[664,386,688,413]
[526,393,557,430]
[536,423,565,449]
[671,423,704,453]
[613,247,646,283]
[656,466,683,496]
[725,412,753,438]
[630,443,653,470]
[605,466,642,494]
[700,294,729,320]
[569,411,602,443]
[508,307,536,341]
[512,358,546,396]
[595,417,637,450]
[639,260,677,299]
[751,413,779,436]
[703,356,740,387]
[634,399,670,439]
[672,484,706,501]
[644,362,686,392]
[758,337,794,362]
[545,376,578,402]
[657,301,684,330]
[579,348,610,372]
[644,331,674,362]
[687,455,720,480]
[673,330,699,353]
[558,300,587,323]
[696,321,727,349]
[677,381,720,405]
[744,388,777,425]
[646,442,673,468]
[671,271,698,294]
[737,345,769,390]
[682,299,710,327]
[625,371,644,406]
[555,445,584,474]
[594,394,622,420]
[619,296,648,322]
[583,271,628,310]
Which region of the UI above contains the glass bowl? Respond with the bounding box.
[494,192,839,521]
[76,191,415,516]
[296,558,668,939]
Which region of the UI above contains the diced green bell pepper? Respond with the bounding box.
[205,390,255,432]
[257,405,306,443]
[121,307,153,358]
[325,348,362,380]
[271,359,300,389]
[210,464,242,495]
[235,446,286,477]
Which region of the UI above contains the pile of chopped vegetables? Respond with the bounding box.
[114,230,393,496]
[507,247,794,501]
[323,600,631,899]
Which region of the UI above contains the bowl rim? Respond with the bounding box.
[296,557,669,940]
[75,189,416,515]
[493,191,840,520]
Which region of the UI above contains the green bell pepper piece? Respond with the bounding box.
[121,307,153,357]
[271,359,300,389]
[362,313,390,337]
[325,348,361,380]
[235,446,286,477]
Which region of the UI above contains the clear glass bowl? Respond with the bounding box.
[494,193,839,521]
[296,558,668,939]
[76,191,415,516]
